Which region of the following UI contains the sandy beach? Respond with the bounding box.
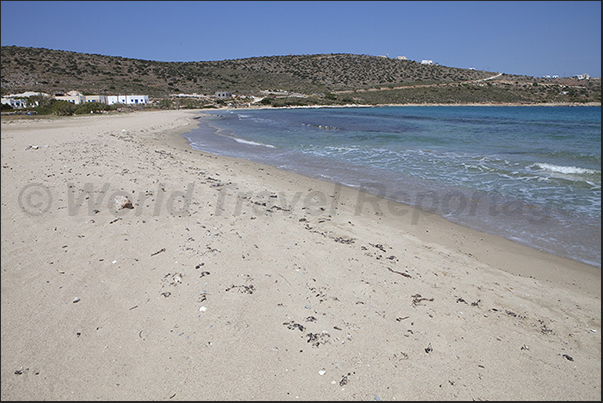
[1,109,600,400]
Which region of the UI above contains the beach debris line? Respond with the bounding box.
[370,243,388,253]
[225,284,255,294]
[411,294,433,306]
[332,236,355,244]
[151,247,166,256]
[283,321,305,332]
[306,331,330,347]
[539,320,553,334]
[456,297,481,306]
[163,272,183,286]
[387,267,412,278]
[339,372,355,386]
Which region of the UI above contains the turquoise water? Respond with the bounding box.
[185,106,601,267]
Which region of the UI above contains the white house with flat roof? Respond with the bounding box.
[54,90,86,104]
[1,91,49,109]
[1,96,29,109]
[85,95,108,104]
[107,95,149,105]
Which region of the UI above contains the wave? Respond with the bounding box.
[231,137,276,148]
[301,122,342,131]
[532,163,599,176]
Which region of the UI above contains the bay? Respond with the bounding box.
[185,106,601,268]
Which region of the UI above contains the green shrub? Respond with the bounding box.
[33,106,53,115]
[74,102,111,114]
[158,99,172,109]
[51,100,75,116]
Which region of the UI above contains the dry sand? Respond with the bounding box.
[1,109,600,400]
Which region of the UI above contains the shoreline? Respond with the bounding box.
[233,101,601,111]
[173,112,600,292]
[188,106,601,270]
[2,110,600,400]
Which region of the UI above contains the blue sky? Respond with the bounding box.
[1,1,601,77]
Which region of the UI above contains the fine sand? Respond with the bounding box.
[1,109,600,400]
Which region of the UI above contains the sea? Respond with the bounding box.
[184,106,602,268]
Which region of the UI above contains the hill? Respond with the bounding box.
[1,46,600,106]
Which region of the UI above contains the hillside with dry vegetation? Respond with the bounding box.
[1,46,600,107]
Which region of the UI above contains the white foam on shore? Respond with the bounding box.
[533,163,598,175]
[232,137,276,148]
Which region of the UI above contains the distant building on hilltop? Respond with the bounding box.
[421,60,433,65]
[396,56,408,60]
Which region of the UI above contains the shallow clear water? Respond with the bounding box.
[185,106,601,267]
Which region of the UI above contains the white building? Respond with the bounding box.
[107,95,149,105]
[85,95,108,103]
[172,93,208,98]
[8,91,50,98]
[1,96,29,109]
[54,90,86,104]
[396,56,408,60]
[1,91,49,108]
[421,60,434,65]
[215,92,232,99]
